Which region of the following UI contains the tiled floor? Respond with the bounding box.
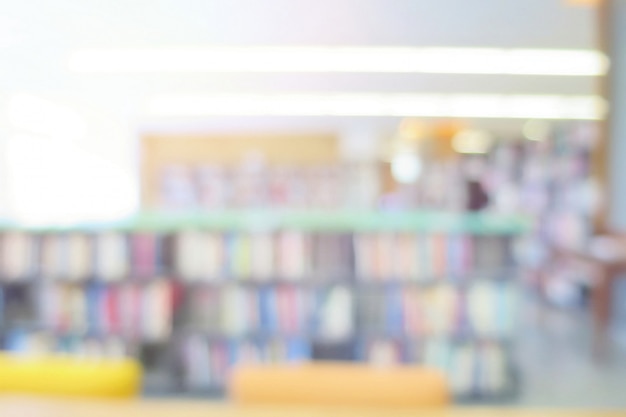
[514,298,626,408]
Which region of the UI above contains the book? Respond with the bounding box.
[1,232,36,281]
[277,231,308,281]
[94,233,129,282]
[250,232,274,281]
[66,234,92,281]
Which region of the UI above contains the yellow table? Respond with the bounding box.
[0,398,624,417]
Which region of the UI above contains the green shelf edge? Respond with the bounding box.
[0,211,531,235]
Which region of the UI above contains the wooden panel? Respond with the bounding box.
[141,133,339,209]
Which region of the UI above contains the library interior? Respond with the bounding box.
[0,0,625,416]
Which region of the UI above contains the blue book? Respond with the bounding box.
[86,284,100,334]
[227,340,238,366]
[386,287,403,335]
[267,289,278,333]
[224,233,236,278]
[287,338,310,361]
[258,288,272,333]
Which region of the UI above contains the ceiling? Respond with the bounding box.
[0,0,599,138]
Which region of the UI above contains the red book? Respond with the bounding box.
[107,287,119,334]
[132,234,155,278]
[131,285,141,338]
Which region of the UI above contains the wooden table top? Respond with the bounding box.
[0,398,624,417]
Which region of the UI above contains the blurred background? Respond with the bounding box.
[0,0,623,408]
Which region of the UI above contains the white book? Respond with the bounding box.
[67,234,92,281]
[250,233,274,281]
[449,345,475,395]
[142,280,172,342]
[95,233,129,282]
[468,282,495,336]
[428,285,458,336]
[176,231,206,281]
[353,234,373,280]
[221,286,246,336]
[1,232,32,281]
[278,232,308,281]
[204,234,223,281]
[41,235,63,279]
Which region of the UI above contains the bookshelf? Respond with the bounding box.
[0,211,525,401]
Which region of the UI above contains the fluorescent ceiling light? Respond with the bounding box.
[145,93,606,120]
[68,47,608,76]
[523,119,552,141]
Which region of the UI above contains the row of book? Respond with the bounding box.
[183,285,353,340]
[20,281,514,341]
[181,336,311,390]
[0,233,141,281]
[0,232,512,282]
[160,163,380,211]
[353,234,509,280]
[360,339,510,396]
[35,281,175,342]
[177,232,507,281]
[1,280,514,343]
[26,283,353,341]
[357,282,516,338]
